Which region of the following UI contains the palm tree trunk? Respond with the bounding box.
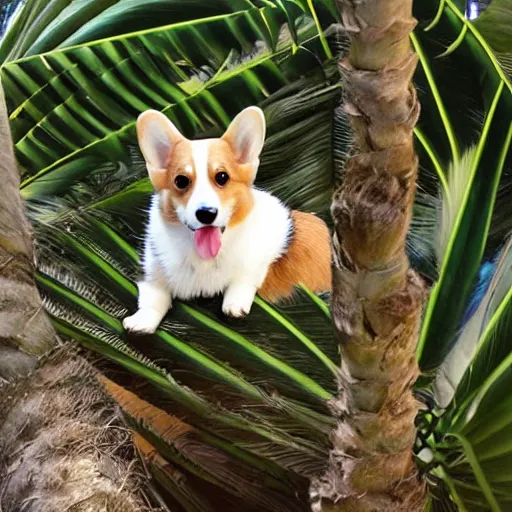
[0,80,154,511]
[311,1,426,510]
[0,76,55,380]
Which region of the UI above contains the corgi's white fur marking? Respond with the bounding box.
[123,106,332,334]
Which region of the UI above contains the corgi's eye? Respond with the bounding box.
[215,171,229,186]
[174,175,190,189]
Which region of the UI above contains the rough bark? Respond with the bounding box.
[0,348,157,512]
[0,79,156,511]
[0,78,54,381]
[310,1,426,510]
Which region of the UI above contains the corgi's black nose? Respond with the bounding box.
[195,207,218,225]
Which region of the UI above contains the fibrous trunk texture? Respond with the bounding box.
[311,1,426,510]
[0,78,55,381]
[0,348,155,512]
[0,80,155,511]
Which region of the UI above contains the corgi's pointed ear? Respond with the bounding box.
[137,110,184,190]
[222,107,266,179]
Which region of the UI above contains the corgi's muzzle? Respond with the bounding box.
[184,208,227,260]
[179,204,228,260]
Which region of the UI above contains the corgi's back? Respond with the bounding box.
[258,211,332,302]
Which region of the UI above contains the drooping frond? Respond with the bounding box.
[101,376,309,511]
[426,246,512,507]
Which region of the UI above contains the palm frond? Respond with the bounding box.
[1,0,329,62]
[408,5,512,509]
[413,0,512,371]
[102,376,309,511]
[2,5,329,189]
[35,214,336,508]
[429,333,512,510]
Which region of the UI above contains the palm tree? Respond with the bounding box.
[310,0,426,509]
[1,0,512,510]
[0,81,154,510]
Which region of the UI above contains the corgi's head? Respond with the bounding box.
[137,107,266,260]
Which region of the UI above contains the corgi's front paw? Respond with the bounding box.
[222,302,251,318]
[222,284,256,318]
[123,308,164,334]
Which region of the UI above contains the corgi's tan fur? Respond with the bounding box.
[259,211,331,302]
[123,107,331,334]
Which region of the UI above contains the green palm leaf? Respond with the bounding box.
[4,9,314,185]
[413,0,512,371]
[0,0,283,62]
[473,0,512,55]
[428,335,512,510]
[407,5,512,509]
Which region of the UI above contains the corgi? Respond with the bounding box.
[123,107,331,334]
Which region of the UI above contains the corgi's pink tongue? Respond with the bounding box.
[193,227,222,259]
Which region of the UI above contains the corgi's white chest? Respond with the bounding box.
[143,189,291,300]
[156,244,241,299]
